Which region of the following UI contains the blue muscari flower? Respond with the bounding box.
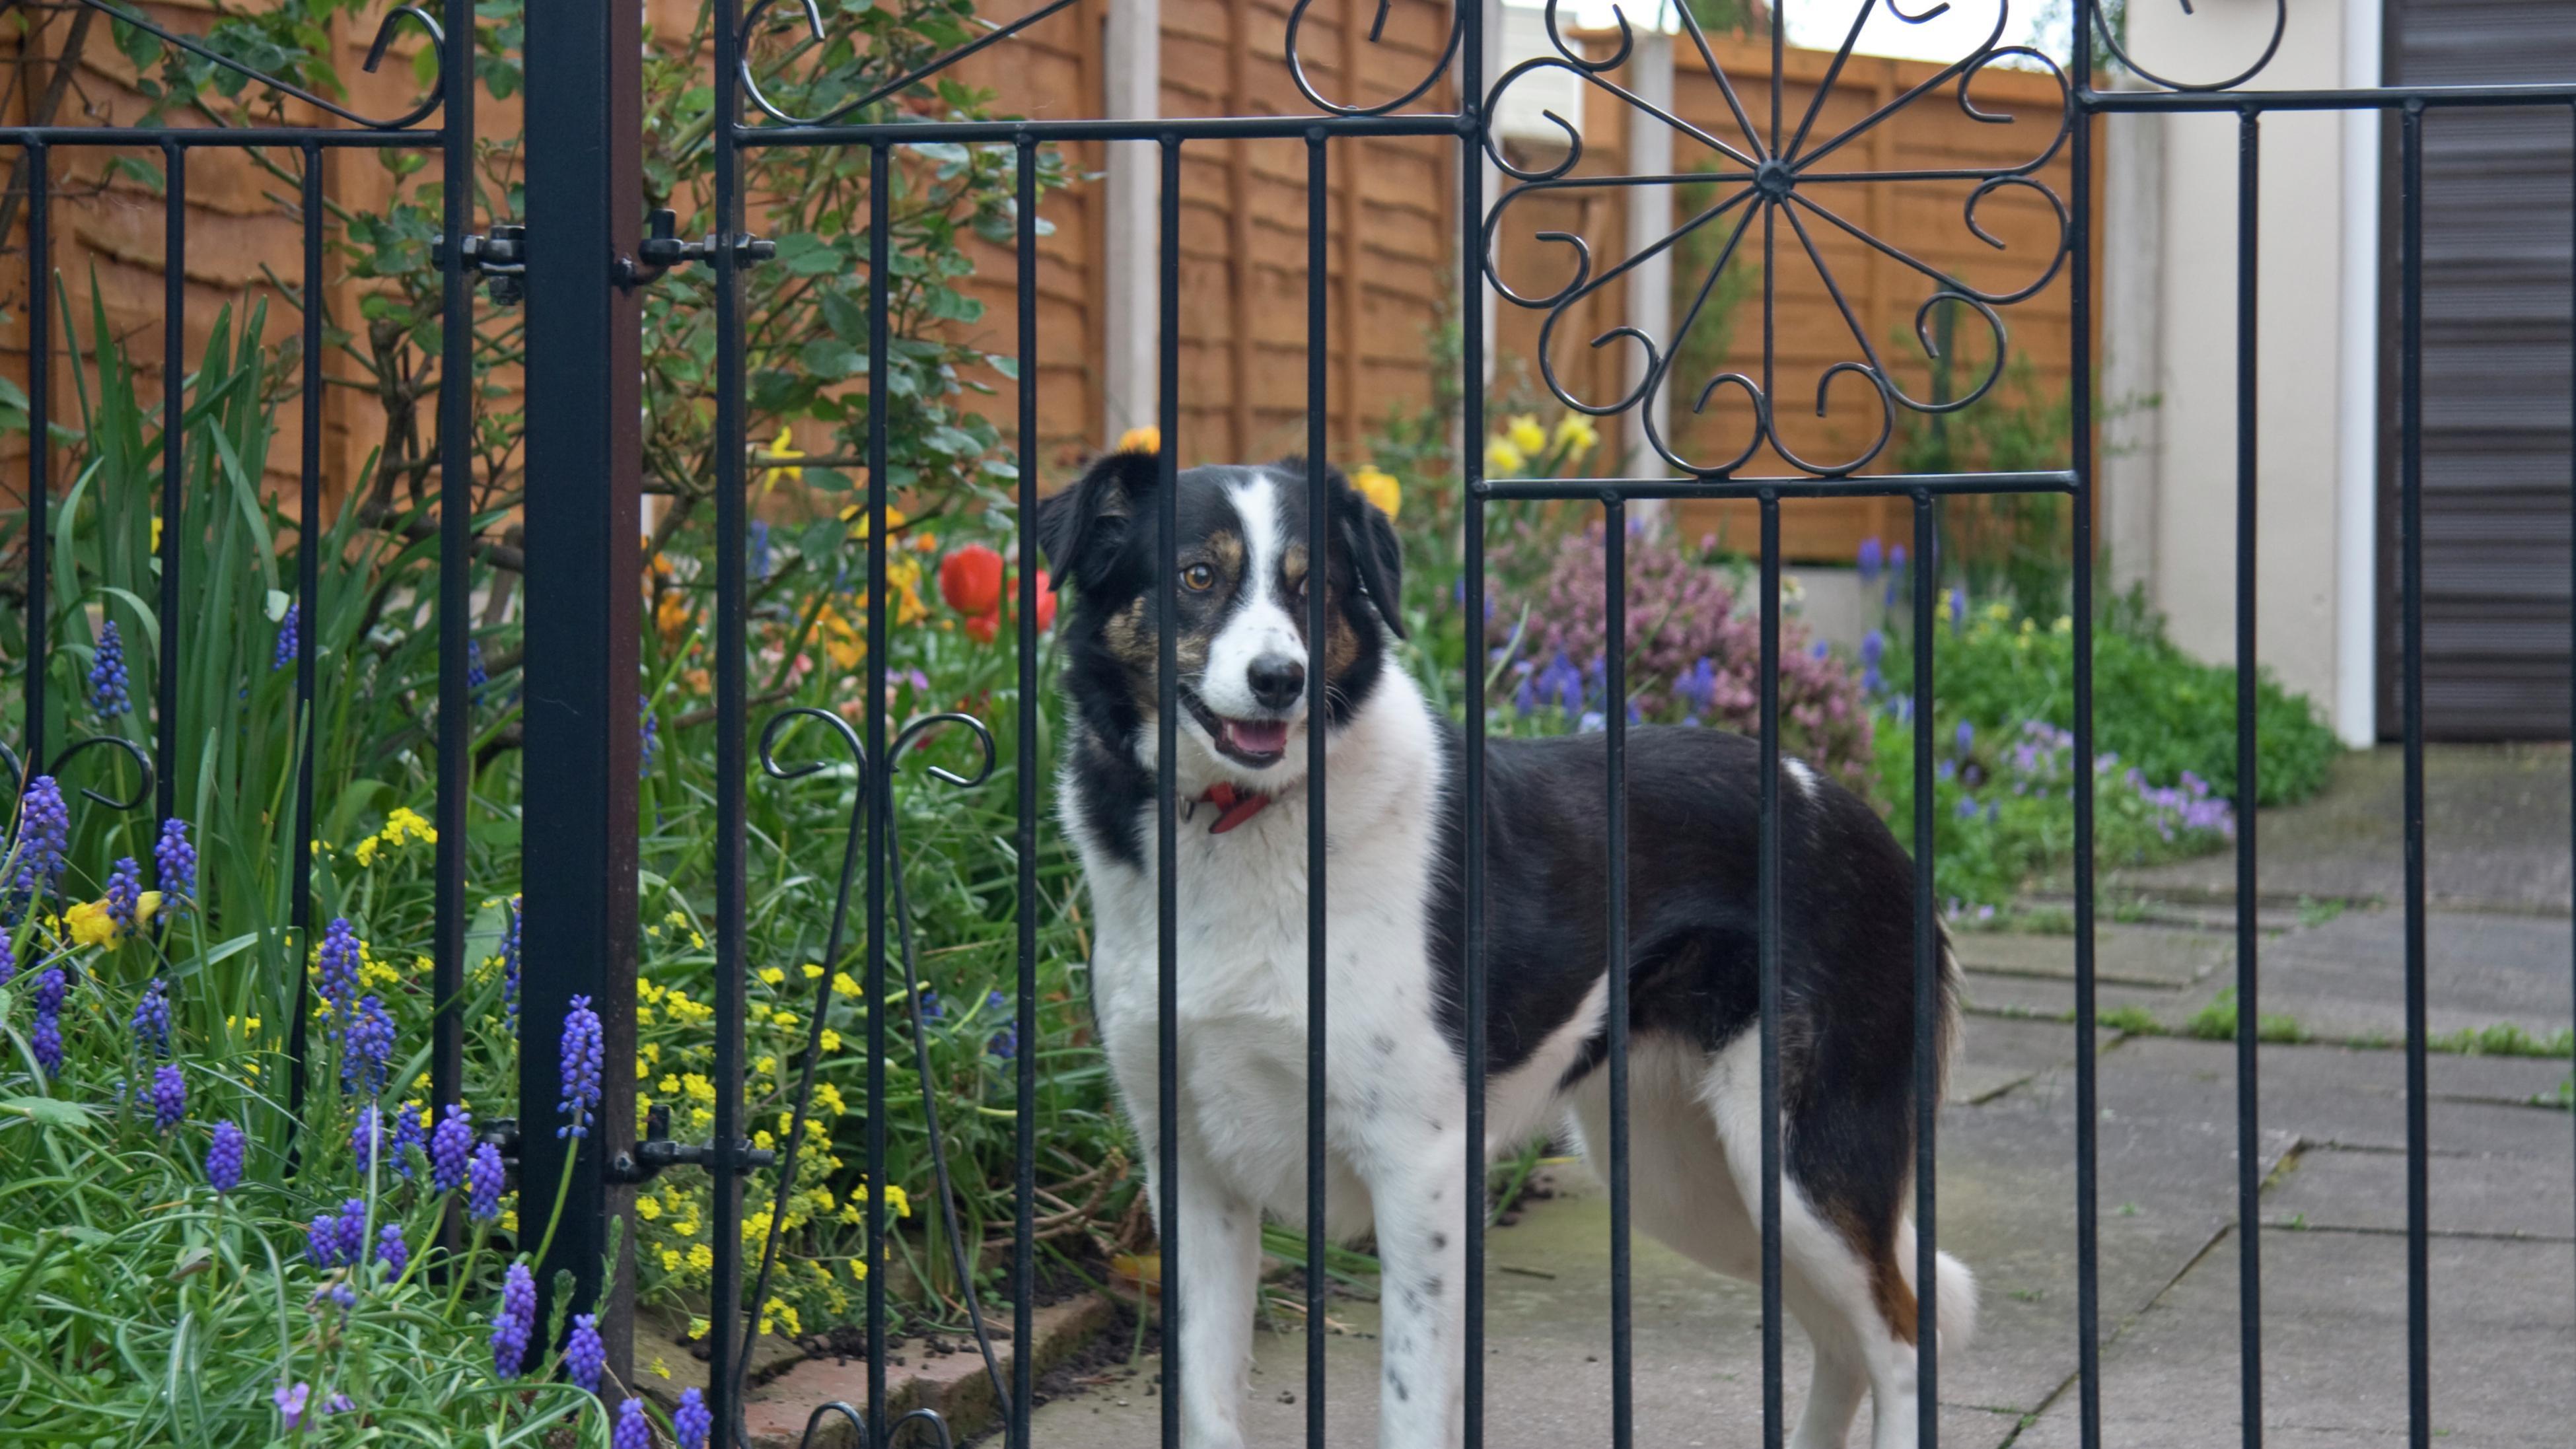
[0,932,15,985]
[1534,652,1585,715]
[151,1064,186,1133]
[388,1100,427,1178]
[30,966,65,1075]
[565,1312,606,1393]
[352,1103,384,1170]
[317,918,361,1013]
[675,1387,713,1449]
[17,776,70,898]
[1956,795,1980,820]
[154,818,196,906]
[1947,587,1966,629]
[1513,674,1536,716]
[1890,544,1908,572]
[105,857,142,938]
[308,1199,365,1268]
[919,987,943,1021]
[1956,720,1975,756]
[612,1397,652,1449]
[1675,657,1718,715]
[1862,665,1884,697]
[466,637,487,694]
[271,604,299,672]
[639,695,659,777]
[431,1103,474,1193]
[89,620,130,715]
[556,995,604,1139]
[1860,631,1884,668]
[491,1262,536,1378]
[1810,639,1830,661]
[750,519,772,582]
[466,1142,504,1220]
[131,975,172,1056]
[206,1119,246,1193]
[315,1281,356,1313]
[1856,536,1882,582]
[987,1024,1019,1060]
[500,896,522,1020]
[343,995,396,1097]
[1577,711,1606,733]
[375,1222,409,1278]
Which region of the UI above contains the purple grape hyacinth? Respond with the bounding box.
[150,1064,186,1133]
[206,1119,246,1193]
[154,818,196,907]
[30,966,65,1075]
[430,1103,474,1193]
[104,857,142,938]
[466,1142,504,1221]
[89,619,130,715]
[271,602,299,672]
[352,1103,385,1170]
[491,1262,536,1379]
[131,975,172,1056]
[555,995,604,1140]
[500,896,522,1020]
[389,1100,427,1178]
[343,995,396,1097]
[375,1222,408,1277]
[0,932,15,986]
[675,1386,712,1449]
[639,695,659,777]
[564,1312,605,1393]
[307,1201,365,1269]
[16,776,70,898]
[612,1397,652,1449]
[317,918,361,1012]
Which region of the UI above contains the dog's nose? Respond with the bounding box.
[1246,654,1306,709]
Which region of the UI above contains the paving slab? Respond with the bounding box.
[1954,970,2205,1030]
[1949,925,2235,989]
[2227,907,2576,1044]
[2113,744,2572,915]
[2264,1145,2575,1241]
[2011,1228,2576,1448]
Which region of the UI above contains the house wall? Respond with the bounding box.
[2118,0,2380,745]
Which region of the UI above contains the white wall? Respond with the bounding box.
[2118,0,2380,746]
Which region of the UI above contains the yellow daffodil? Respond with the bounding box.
[64,899,114,948]
[1485,438,1526,475]
[1116,425,1161,456]
[837,502,909,543]
[1351,466,1402,520]
[1553,413,1600,456]
[760,425,805,493]
[1506,413,1547,456]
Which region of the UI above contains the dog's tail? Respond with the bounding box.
[1935,923,1965,1105]
[1897,1216,1981,1353]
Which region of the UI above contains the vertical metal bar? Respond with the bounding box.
[2398,100,2431,1449]
[1460,0,1491,1436]
[709,0,751,1429]
[157,141,182,830]
[21,141,43,774]
[2233,106,2266,1449]
[1757,493,1783,1449]
[2567,100,2575,1347]
[519,0,643,1368]
[1156,132,1183,1449]
[293,142,321,970]
[2067,26,2104,1445]
[431,0,476,1158]
[1910,491,1939,1449]
[1604,497,1633,1449]
[865,140,894,1449]
[1013,129,1041,1449]
[1303,127,1330,1449]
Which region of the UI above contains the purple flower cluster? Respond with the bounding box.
[750,518,773,581]
[155,818,196,907]
[89,619,130,716]
[1973,721,2235,845]
[375,1222,408,1277]
[466,1142,505,1221]
[352,1104,385,1170]
[307,1198,367,1268]
[150,1065,186,1133]
[675,1386,712,1449]
[491,1262,536,1378]
[16,776,70,898]
[501,896,522,1020]
[206,1119,246,1193]
[612,1397,653,1449]
[0,932,15,986]
[466,637,487,693]
[431,1103,475,1193]
[131,975,171,1055]
[565,1312,606,1393]
[317,918,361,1012]
[342,995,396,1097]
[273,1382,310,1429]
[389,1100,427,1178]
[30,966,65,1074]
[272,603,299,672]
[555,995,604,1139]
[105,857,142,939]
[639,695,660,777]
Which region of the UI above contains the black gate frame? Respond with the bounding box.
[7,0,2566,1446]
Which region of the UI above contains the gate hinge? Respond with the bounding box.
[434,225,528,306]
[618,208,777,289]
[609,1102,779,1183]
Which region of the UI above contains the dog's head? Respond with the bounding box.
[1036,454,1404,783]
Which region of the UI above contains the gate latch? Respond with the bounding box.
[611,1102,779,1183]
[618,208,778,289]
[434,224,528,306]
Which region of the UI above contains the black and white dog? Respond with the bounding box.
[1038,452,1972,1449]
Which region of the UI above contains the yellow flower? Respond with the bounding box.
[352,837,380,868]
[758,966,785,987]
[637,1197,663,1221]
[1485,438,1526,476]
[651,1357,672,1380]
[832,972,861,1000]
[884,1184,912,1219]
[1115,425,1161,456]
[754,1055,776,1077]
[760,425,805,493]
[1553,413,1600,456]
[837,502,910,543]
[754,1129,777,1151]
[688,1316,711,1340]
[849,1257,869,1282]
[687,1244,713,1273]
[803,963,825,980]
[771,1010,799,1032]
[813,1082,847,1118]
[661,1248,683,1272]
[1506,413,1547,456]
[661,1075,682,1096]
[151,516,162,553]
[818,1028,842,1053]
[382,807,435,845]
[64,899,114,948]
[1351,466,1402,520]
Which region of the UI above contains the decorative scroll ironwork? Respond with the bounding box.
[2088,0,2289,94]
[1482,0,2073,477]
[0,734,156,812]
[738,0,1087,128]
[73,0,448,131]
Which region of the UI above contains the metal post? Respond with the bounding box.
[519,0,642,1375]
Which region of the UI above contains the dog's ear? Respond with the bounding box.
[1036,448,1159,591]
[1327,464,1407,640]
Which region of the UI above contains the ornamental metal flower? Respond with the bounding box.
[556,995,604,1139]
[1481,1,2072,477]
[491,1261,537,1378]
[155,818,197,907]
[206,1119,247,1193]
[431,1103,476,1193]
[89,619,131,715]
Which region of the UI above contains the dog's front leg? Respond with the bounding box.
[1145,1147,1263,1449]
[1356,1123,1472,1449]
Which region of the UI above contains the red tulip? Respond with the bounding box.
[939,544,1005,617]
[964,612,999,645]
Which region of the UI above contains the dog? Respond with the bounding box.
[1037,452,1973,1449]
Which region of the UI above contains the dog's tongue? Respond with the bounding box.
[1224,719,1289,757]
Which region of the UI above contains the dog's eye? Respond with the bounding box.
[1180,563,1216,592]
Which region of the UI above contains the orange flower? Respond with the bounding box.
[964,613,999,645]
[939,544,1005,617]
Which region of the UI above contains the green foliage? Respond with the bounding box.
[2186,987,2310,1045]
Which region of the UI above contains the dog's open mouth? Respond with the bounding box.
[1182,688,1291,767]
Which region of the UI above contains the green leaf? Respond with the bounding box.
[0,1096,95,1131]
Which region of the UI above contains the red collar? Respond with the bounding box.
[1196,781,1273,835]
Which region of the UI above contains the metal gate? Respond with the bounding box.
[11,0,2564,1445]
